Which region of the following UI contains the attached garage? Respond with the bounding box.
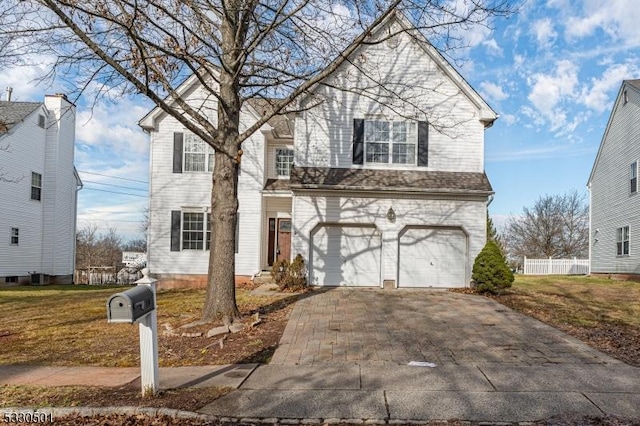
[310,224,381,286]
[398,227,468,288]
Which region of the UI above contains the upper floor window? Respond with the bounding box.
[37,114,45,128]
[364,120,416,165]
[10,228,19,245]
[623,90,629,105]
[183,134,214,172]
[275,149,294,177]
[31,172,42,201]
[617,226,630,256]
[632,161,638,194]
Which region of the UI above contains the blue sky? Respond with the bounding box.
[2,1,640,240]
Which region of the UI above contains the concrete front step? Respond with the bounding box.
[253,271,274,285]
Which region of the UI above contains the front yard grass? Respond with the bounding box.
[492,275,640,366]
[0,284,296,367]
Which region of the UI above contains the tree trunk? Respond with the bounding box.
[203,148,241,323]
[202,1,243,323]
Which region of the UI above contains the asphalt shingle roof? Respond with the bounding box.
[290,166,493,194]
[0,101,42,134]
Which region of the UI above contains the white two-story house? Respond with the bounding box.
[0,93,82,285]
[140,12,497,288]
[588,80,640,278]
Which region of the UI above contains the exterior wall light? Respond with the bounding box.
[386,207,396,223]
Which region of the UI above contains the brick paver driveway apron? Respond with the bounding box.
[270,288,621,366]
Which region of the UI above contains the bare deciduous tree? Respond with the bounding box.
[1,0,516,323]
[503,190,589,261]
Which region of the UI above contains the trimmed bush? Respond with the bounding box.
[271,254,307,292]
[472,240,514,294]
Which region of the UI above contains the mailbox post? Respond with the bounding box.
[106,268,159,396]
[135,269,159,396]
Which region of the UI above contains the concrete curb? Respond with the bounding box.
[2,406,544,425]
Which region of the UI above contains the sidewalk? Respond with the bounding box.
[0,364,257,389]
[1,362,639,422]
[199,363,640,422]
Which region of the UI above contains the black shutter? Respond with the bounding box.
[417,121,429,167]
[352,119,364,165]
[173,132,183,173]
[170,210,181,251]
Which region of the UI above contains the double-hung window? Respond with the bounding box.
[182,212,205,250]
[10,228,19,245]
[631,161,638,193]
[275,149,294,177]
[184,134,206,172]
[364,120,416,165]
[31,172,42,201]
[617,226,630,256]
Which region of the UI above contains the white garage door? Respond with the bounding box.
[311,225,381,286]
[399,227,467,288]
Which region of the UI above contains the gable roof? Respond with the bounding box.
[0,101,42,135]
[140,9,497,133]
[587,80,640,186]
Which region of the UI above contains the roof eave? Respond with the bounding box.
[290,184,493,196]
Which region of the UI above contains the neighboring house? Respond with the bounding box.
[0,94,82,285]
[140,12,497,288]
[588,80,640,278]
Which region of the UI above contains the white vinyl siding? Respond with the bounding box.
[0,97,77,280]
[294,28,487,172]
[146,85,264,276]
[590,83,640,274]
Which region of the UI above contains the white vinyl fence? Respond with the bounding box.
[523,257,589,275]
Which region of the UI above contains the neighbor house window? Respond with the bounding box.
[617,226,630,256]
[38,114,45,128]
[10,228,19,245]
[623,90,629,105]
[31,172,41,201]
[632,161,638,193]
[364,120,416,164]
[183,134,214,172]
[275,149,294,176]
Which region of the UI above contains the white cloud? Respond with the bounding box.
[501,114,517,125]
[527,60,578,131]
[482,39,503,56]
[564,0,640,46]
[480,81,508,102]
[531,18,557,48]
[486,144,596,162]
[0,58,61,101]
[579,62,639,112]
[76,100,149,156]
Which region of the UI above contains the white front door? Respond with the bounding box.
[311,225,381,286]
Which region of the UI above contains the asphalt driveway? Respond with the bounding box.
[270,288,622,366]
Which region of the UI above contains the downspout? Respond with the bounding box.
[73,167,83,283]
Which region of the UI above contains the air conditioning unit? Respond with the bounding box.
[30,273,50,285]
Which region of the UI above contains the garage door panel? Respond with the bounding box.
[312,226,381,286]
[399,228,466,288]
